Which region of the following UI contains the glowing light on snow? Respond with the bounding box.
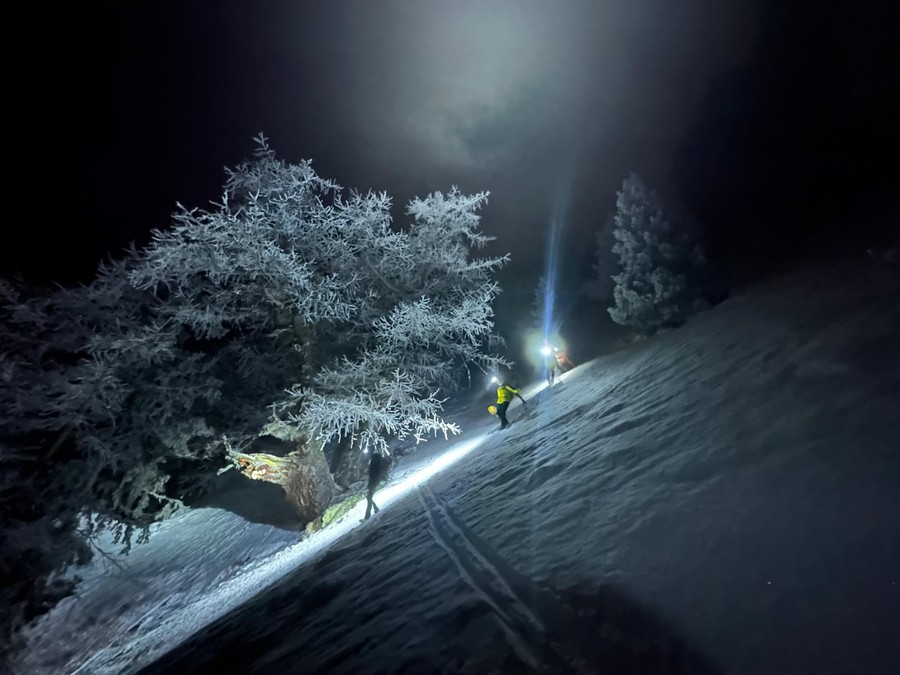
[78,434,490,673]
[377,436,486,504]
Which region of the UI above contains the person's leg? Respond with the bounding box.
[365,488,376,519]
[497,401,510,428]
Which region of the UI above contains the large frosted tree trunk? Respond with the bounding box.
[226,438,339,524]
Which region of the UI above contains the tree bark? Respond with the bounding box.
[225,438,339,524]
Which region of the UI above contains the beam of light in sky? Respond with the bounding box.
[542,170,571,345]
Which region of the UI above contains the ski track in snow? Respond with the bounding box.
[11,262,900,674]
[419,485,549,671]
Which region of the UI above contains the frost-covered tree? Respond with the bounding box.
[130,137,509,495]
[608,174,708,333]
[1,135,509,643]
[1,258,225,643]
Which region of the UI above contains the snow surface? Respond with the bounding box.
[12,262,900,674]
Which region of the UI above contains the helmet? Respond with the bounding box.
[487,405,498,415]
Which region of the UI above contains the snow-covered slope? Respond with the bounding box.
[13,262,900,674]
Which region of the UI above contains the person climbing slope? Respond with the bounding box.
[493,381,526,430]
[364,450,392,520]
[553,346,575,372]
[544,349,560,386]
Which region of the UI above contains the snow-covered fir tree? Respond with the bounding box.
[0,135,509,640]
[608,174,708,334]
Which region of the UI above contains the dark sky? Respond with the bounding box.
[8,1,897,327]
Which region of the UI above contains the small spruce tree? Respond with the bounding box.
[608,174,708,334]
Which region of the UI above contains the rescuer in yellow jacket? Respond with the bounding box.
[494,382,526,430]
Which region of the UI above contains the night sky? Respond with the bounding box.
[8,0,897,330]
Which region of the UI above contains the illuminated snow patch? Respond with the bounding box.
[74,433,488,674]
[376,435,487,505]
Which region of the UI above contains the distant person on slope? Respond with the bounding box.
[495,381,526,430]
[545,350,560,386]
[364,450,393,520]
[554,347,575,372]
